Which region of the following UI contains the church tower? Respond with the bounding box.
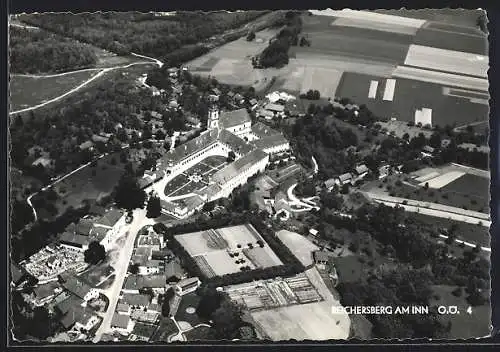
[208,105,219,130]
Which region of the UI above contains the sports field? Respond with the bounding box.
[175,224,283,277]
[10,70,101,112]
[336,72,488,126]
[164,156,227,197]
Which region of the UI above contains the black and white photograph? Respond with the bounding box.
[8,7,492,343]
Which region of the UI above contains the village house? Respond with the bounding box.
[30,281,62,307]
[175,277,201,296]
[93,208,126,246]
[309,228,319,238]
[249,98,259,110]
[123,274,167,294]
[61,305,99,332]
[324,178,337,191]
[258,108,275,120]
[120,293,151,310]
[335,173,353,186]
[264,103,285,118]
[165,260,185,283]
[138,259,164,275]
[111,312,133,335]
[354,164,369,179]
[116,303,131,315]
[61,276,99,304]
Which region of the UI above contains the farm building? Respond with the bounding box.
[354,164,369,178]
[324,178,337,191]
[336,173,353,186]
[60,305,99,332]
[258,109,275,120]
[120,294,151,310]
[175,277,201,296]
[264,103,285,117]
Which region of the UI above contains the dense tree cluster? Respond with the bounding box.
[286,113,360,179]
[299,89,320,100]
[11,291,61,340]
[10,74,171,177]
[10,27,97,74]
[253,11,302,68]
[114,171,146,211]
[84,241,106,264]
[146,195,162,218]
[19,11,267,61]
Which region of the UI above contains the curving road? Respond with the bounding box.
[93,208,155,342]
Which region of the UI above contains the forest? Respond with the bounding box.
[19,11,267,61]
[10,26,97,74]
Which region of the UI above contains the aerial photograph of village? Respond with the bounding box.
[9,8,491,342]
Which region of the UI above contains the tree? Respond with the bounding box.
[146,195,162,218]
[246,31,256,41]
[227,151,236,163]
[212,299,244,339]
[129,263,139,274]
[84,241,106,265]
[114,172,146,211]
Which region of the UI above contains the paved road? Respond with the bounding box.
[93,208,154,342]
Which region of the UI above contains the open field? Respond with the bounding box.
[430,285,490,339]
[331,16,420,36]
[176,224,283,277]
[10,70,101,111]
[373,9,484,28]
[336,72,488,126]
[441,173,490,199]
[391,65,488,92]
[312,9,426,28]
[403,45,488,78]
[413,26,487,55]
[276,230,319,267]
[251,300,349,340]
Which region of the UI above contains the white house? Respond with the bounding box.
[175,277,201,296]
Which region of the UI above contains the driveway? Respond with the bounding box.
[93,208,155,341]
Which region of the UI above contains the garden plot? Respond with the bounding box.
[200,250,254,276]
[216,224,260,249]
[176,230,228,257]
[276,230,319,267]
[243,247,283,268]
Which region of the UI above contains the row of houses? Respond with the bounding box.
[324,164,370,190]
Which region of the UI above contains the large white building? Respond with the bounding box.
[156,106,290,218]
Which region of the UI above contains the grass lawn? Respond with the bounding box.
[10,70,102,112]
[430,284,490,339]
[174,292,206,328]
[132,322,158,341]
[441,173,490,200]
[183,325,215,341]
[150,317,179,342]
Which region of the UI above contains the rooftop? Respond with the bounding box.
[59,232,89,248]
[61,305,95,329]
[165,261,184,279]
[218,129,254,155]
[264,103,285,112]
[55,294,85,315]
[95,208,123,228]
[252,134,289,150]
[355,164,369,175]
[211,148,268,185]
[116,303,130,313]
[313,250,333,263]
[111,312,130,329]
[61,277,93,300]
[33,280,60,299]
[339,173,353,182]
[160,128,219,165]
[177,277,200,289]
[219,108,251,129]
[251,122,280,138]
[124,274,166,290]
[121,293,151,307]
